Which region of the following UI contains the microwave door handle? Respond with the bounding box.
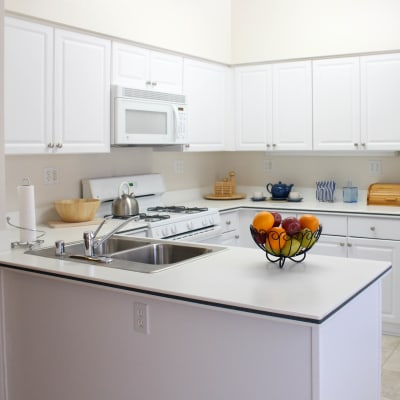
[172,105,179,139]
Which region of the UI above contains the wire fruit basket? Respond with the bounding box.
[250,224,323,268]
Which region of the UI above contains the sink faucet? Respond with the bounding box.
[83,215,140,256]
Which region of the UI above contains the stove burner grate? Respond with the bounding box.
[147,206,208,214]
[105,213,171,222]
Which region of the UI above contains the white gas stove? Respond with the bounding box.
[82,174,221,242]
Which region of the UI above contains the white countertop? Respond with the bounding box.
[0,190,394,323]
[0,222,391,324]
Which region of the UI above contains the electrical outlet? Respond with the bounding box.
[134,302,149,334]
[44,167,59,185]
[264,159,273,172]
[368,160,382,175]
[174,160,184,174]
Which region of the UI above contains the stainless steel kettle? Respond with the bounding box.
[112,182,139,217]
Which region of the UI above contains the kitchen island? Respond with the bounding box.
[0,230,391,400]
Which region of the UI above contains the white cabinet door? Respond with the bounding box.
[361,53,400,150]
[312,235,348,257]
[4,17,53,154]
[54,29,110,153]
[235,65,273,150]
[313,57,361,151]
[272,61,312,151]
[183,59,227,151]
[112,42,183,93]
[150,50,183,93]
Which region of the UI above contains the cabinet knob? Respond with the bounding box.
[347,243,352,247]
[47,142,54,148]
[266,144,271,148]
[56,143,63,148]
[151,81,157,86]
[145,80,151,85]
[235,235,240,239]
[353,143,359,147]
[370,226,376,231]
[226,220,231,225]
[339,242,345,247]
[361,143,366,147]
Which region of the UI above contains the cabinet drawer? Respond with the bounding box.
[348,216,400,240]
[314,214,347,236]
[220,211,239,233]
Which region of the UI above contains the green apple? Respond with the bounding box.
[281,238,301,257]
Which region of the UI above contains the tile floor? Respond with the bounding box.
[382,335,400,400]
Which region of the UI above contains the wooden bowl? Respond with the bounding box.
[54,199,100,222]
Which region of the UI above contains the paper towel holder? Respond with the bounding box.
[6,216,45,249]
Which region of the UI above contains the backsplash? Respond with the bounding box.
[5,149,400,218]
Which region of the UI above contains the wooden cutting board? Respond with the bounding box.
[47,218,103,228]
[204,193,246,200]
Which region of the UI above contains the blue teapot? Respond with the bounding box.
[266,181,293,199]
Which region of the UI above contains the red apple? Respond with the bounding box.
[271,211,282,227]
[282,217,301,236]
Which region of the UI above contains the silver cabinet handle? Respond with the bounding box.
[347,243,352,247]
[266,144,271,148]
[354,143,359,147]
[235,235,240,239]
[272,143,276,147]
[151,81,157,86]
[56,143,63,148]
[145,80,151,85]
[339,242,345,247]
[226,220,231,225]
[370,226,376,231]
[47,142,55,148]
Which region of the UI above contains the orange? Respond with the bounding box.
[266,227,287,252]
[252,211,275,232]
[298,214,320,233]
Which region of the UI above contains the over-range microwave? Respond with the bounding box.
[111,85,188,145]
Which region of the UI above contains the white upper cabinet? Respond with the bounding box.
[54,29,111,153]
[183,59,227,151]
[235,61,312,151]
[313,57,361,151]
[272,61,312,151]
[4,18,111,154]
[4,17,53,154]
[112,42,183,93]
[235,65,273,150]
[361,53,400,150]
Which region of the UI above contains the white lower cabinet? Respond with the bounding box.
[219,211,240,246]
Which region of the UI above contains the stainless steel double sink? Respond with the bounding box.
[26,236,224,273]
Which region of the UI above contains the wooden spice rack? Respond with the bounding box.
[204,171,246,200]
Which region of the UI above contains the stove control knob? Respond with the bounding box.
[162,227,169,237]
[186,221,194,230]
[208,217,214,225]
[202,218,208,226]
[171,225,177,234]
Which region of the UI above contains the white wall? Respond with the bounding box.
[5,0,232,64]
[231,0,400,64]
[0,0,10,250]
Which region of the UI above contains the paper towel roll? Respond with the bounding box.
[17,183,37,243]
